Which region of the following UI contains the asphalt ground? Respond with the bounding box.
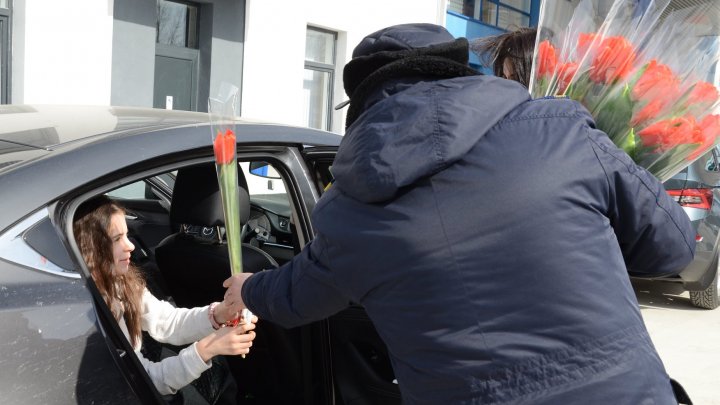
[633,279,720,405]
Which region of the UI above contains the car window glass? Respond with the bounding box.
[107,179,167,201]
[240,161,296,260]
[241,162,287,196]
[107,181,147,199]
[23,216,76,272]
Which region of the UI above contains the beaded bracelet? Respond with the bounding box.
[208,302,223,330]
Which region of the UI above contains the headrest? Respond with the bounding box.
[170,164,250,227]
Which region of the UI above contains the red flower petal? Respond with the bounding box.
[537,40,557,79]
[589,36,636,84]
[687,81,720,108]
[213,129,236,165]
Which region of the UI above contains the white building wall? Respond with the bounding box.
[12,0,114,105]
[242,0,447,133]
[10,0,448,134]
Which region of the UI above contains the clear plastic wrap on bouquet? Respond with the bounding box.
[209,83,243,277]
[209,82,251,331]
[529,0,720,181]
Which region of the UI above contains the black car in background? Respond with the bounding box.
[0,105,399,404]
[662,147,720,309]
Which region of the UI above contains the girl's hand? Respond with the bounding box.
[196,321,257,362]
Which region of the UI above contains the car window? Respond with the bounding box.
[0,208,79,278]
[106,172,175,201]
[23,216,76,272]
[241,162,286,195]
[107,181,148,199]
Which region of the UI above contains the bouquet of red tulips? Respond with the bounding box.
[530,0,720,181]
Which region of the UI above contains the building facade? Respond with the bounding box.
[445,0,541,71]
[3,0,446,134]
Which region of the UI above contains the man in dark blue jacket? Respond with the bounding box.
[224,23,695,404]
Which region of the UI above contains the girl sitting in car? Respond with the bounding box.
[73,195,256,400]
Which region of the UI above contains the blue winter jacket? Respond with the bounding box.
[243,31,695,405]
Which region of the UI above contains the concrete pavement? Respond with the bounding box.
[633,279,720,405]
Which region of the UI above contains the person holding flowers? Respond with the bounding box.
[223,23,694,404]
[73,195,257,400]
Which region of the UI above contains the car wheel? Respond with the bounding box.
[689,264,719,310]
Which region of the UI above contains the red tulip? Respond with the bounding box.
[589,36,636,83]
[630,60,680,125]
[632,99,667,126]
[687,81,720,109]
[537,40,557,78]
[557,62,578,94]
[632,60,679,101]
[213,129,236,165]
[689,114,720,160]
[637,115,699,152]
[577,33,598,56]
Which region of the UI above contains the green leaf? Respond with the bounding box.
[593,84,634,143]
[643,143,700,181]
[566,71,593,102]
[616,127,637,158]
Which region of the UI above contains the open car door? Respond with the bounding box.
[302,147,402,405]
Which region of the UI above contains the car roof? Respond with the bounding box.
[0,104,344,149]
[0,105,213,149]
[0,105,342,232]
[0,104,341,171]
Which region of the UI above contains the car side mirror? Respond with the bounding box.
[249,161,281,179]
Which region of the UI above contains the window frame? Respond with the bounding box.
[156,0,200,50]
[484,0,531,28]
[449,0,533,30]
[304,26,337,132]
[1,3,11,104]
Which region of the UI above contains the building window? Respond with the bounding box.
[303,27,336,131]
[156,0,199,49]
[0,0,9,104]
[448,0,532,30]
[154,0,201,111]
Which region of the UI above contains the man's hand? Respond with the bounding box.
[223,273,253,314]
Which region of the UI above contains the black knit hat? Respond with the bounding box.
[341,23,480,128]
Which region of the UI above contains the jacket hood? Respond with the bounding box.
[333,74,530,203]
[332,23,530,203]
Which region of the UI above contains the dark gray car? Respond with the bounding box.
[662,147,720,309]
[0,105,399,404]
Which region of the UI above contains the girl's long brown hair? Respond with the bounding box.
[470,27,537,88]
[74,196,145,348]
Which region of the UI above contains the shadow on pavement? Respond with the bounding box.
[630,278,702,311]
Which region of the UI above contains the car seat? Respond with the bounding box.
[155,163,304,404]
[155,163,278,309]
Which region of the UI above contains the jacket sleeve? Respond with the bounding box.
[589,127,696,277]
[136,342,211,395]
[141,289,214,346]
[241,233,350,328]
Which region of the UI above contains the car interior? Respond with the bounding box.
[71,155,402,405]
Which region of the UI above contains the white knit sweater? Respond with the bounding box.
[117,289,215,395]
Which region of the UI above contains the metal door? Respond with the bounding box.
[153,44,198,111]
